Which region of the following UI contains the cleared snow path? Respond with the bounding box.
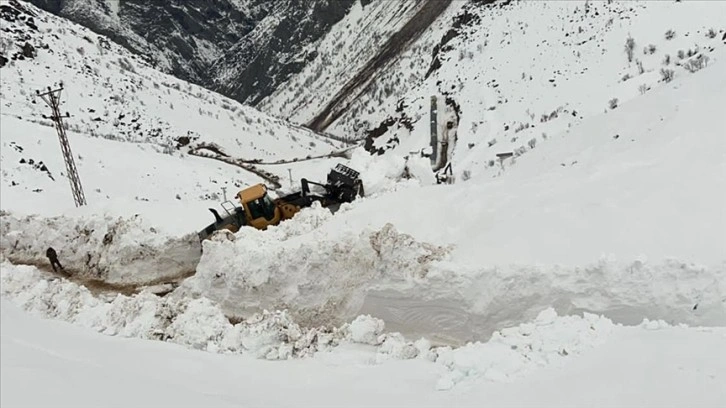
[0,212,201,285]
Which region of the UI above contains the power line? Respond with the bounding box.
[35,83,87,207]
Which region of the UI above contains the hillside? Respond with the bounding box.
[1,0,725,405]
[0,0,348,219]
[26,0,358,105]
[262,0,726,181]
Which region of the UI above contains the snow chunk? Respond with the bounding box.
[432,308,616,389]
[166,298,232,352]
[348,314,385,345]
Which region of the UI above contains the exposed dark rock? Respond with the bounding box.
[22,42,36,58]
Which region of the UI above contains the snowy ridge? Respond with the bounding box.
[191,213,725,344]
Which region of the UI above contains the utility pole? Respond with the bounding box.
[36,83,87,207]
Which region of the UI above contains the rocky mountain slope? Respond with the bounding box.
[260,0,725,182]
[26,0,357,105]
[0,0,347,217]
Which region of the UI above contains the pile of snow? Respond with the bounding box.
[0,211,200,285]
[195,220,725,344]
[189,213,452,328]
[1,261,625,391]
[0,262,338,359]
[433,308,614,390]
[0,261,425,362]
[347,314,386,345]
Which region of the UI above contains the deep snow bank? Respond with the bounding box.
[189,203,452,328]
[1,261,618,390]
[0,262,341,359]
[190,204,725,344]
[0,211,200,285]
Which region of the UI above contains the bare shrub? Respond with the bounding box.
[682,55,709,73]
[660,68,674,83]
[514,122,530,133]
[528,138,537,149]
[665,29,676,40]
[625,35,636,62]
[638,84,649,95]
[643,44,656,55]
[608,98,619,110]
[662,54,671,66]
[706,28,717,39]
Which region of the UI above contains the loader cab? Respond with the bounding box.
[237,184,282,230]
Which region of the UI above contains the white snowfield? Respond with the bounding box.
[1,0,726,405]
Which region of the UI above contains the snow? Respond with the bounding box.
[348,314,386,345]
[186,58,726,344]
[1,211,200,284]
[0,0,343,212]
[2,1,726,405]
[3,296,726,407]
[258,0,432,124]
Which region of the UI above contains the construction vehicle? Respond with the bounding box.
[198,163,364,241]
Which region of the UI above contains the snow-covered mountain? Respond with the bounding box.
[26,0,359,104]
[261,0,726,180]
[1,0,350,218]
[1,0,725,405]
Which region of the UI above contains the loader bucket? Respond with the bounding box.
[327,163,364,202]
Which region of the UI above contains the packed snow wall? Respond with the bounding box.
[187,205,726,344]
[187,204,453,329]
[0,212,201,285]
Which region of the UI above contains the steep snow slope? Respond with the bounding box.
[257,0,449,127]
[263,0,725,182]
[0,0,350,222]
[0,1,339,160]
[191,50,726,343]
